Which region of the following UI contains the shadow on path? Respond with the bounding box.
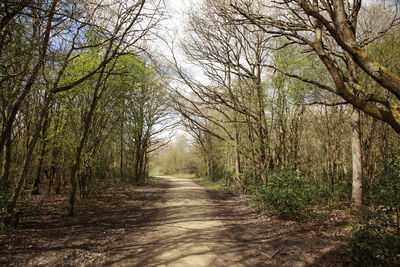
[2,177,351,266]
[104,177,252,266]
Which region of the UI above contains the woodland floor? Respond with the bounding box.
[1,176,354,266]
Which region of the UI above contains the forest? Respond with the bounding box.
[0,0,399,265]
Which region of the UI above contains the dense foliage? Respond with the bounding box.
[0,0,167,222]
[260,171,329,219]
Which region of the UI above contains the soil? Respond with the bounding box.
[1,176,352,266]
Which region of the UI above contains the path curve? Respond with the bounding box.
[105,176,246,267]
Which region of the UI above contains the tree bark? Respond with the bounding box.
[120,119,124,179]
[1,131,12,191]
[31,111,50,195]
[351,108,363,209]
[234,126,241,176]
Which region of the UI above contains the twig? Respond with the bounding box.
[295,101,348,106]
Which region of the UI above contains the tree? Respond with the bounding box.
[230,0,400,133]
[0,0,165,220]
[227,0,400,209]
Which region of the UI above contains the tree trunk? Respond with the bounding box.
[67,87,100,216]
[31,112,50,195]
[234,113,241,176]
[1,132,12,191]
[54,167,62,195]
[47,145,60,194]
[235,141,241,175]
[351,108,363,209]
[31,146,45,195]
[120,119,124,179]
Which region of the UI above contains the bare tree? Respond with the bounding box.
[169,0,277,184]
[230,0,400,134]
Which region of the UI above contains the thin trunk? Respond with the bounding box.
[120,119,124,179]
[54,163,62,194]
[47,149,58,194]
[133,136,142,184]
[7,94,54,218]
[47,120,61,194]
[67,85,101,216]
[235,135,241,175]
[1,132,12,191]
[234,112,241,175]
[246,115,257,185]
[31,112,50,195]
[31,142,45,195]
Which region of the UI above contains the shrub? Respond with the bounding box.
[350,207,399,265]
[260,170,328,219]
[350,164,400,265]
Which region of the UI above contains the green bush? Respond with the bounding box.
[350,164,400,265]
[260,170,328,219]
[350,207,399,265]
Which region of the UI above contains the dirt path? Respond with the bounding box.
[104,176,248,266]
[1,176,351,266]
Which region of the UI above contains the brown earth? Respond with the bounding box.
[0,176,352,266]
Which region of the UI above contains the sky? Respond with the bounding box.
[149,0,191,61]
[148,0,202,142]
[148,0,208,84]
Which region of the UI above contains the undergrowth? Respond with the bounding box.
[258,170,331,220]
[350,164,400,266]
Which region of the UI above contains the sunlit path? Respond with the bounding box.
[105,176,247,267]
